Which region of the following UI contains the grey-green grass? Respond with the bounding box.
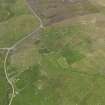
[0,0,39,48]
[0,51,10,105]
[8,16,105,105]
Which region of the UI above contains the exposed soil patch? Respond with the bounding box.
[27,0,100,25]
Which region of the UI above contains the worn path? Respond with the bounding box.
[0,0,44,105]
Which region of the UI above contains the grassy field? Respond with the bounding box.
[1,0,105,105]
[0,0,39,104]
[0,0,39,48]
[7,10,105,105]
[0,51,10,105]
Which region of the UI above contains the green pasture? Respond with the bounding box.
[8,14,105,105]
[0,0,39,48]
